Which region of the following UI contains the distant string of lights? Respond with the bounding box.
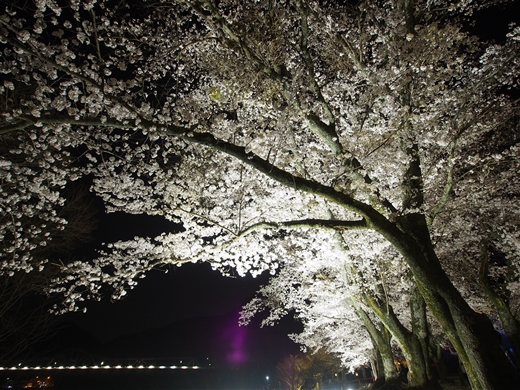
[0,365,201,371]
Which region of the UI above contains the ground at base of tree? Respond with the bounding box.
[362,377,470,390]
[434,381,470,390]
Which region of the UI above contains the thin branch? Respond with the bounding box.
[0,21,143,122]
[175,206,237,236]
[180,0,288,81]
[296,1,342,155]
[0,119,34,135]
[427,139,457,225]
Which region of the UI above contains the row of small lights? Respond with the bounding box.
[0,365,200,371]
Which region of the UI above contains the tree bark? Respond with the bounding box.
[390,213,520,390]
[479,241,520,369]
[364,293,434,389]
[410,283,434,382]
[356,306,398,383]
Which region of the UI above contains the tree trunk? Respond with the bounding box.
[364,293,437,389]
[388,213,520,390]
[410,283,434,382]
[370,349,386,385]
[429,340,449,383]
[479,241,520,369]
[356,306,398,382]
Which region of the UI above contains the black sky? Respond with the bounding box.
[63,261,271,342]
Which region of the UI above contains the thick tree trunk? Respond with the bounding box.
[356,306,398,382]
[370,349,386,385]
[388,213,520,390]
[479,241,520,369]
[410,283,434,382]
[341,243,399,386]
[364,293,439,389]
[497,309,520,368]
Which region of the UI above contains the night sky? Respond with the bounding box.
[55,209,301,373]
[64,261,271,342]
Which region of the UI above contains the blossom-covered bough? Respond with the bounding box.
[1,0,519,388]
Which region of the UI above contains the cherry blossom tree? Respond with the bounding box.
[240,230,445,388]
[240,246,386,383]
[1,0,519,388]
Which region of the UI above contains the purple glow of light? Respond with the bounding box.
[222,314,249,365]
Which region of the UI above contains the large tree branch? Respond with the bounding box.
[237,218,368,237]
[8,113,395,233]
[0,1,390,218]
[427,139,457,225]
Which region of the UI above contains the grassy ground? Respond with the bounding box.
[439,381,470,390]
[360,377,471,390]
